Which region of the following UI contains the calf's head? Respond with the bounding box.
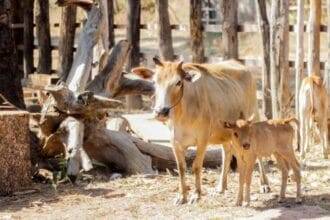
[132,57,201,121]
[224,115,254,150]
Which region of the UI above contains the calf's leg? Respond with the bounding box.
[236,156,245,206]
[244,158,256,206]
[275,155,289,203]
[216,144,232,193]
[257,158,270,193]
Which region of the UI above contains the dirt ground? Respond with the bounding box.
[1,144,330,220]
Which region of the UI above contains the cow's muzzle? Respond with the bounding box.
[154,107,170,121]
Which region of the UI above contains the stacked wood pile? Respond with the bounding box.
[0,111,31,195]
[34,0,222,182]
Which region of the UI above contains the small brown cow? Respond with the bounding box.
[299,75,329,160]
[225,117,302,206]
[132,58,270,204]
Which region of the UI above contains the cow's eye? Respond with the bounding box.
[176,80,182,86]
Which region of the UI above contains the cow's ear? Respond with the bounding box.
[182,69,202,82]
[131,67,154,79]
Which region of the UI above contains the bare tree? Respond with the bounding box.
[295,0,305,116]
[256,0,272,119]
[190,0,205,63]
[220,0,238,59]
[156,0,174,61]
[0,0,25,108]
[126,0,143,110]
[23,0,34,76]
[307,0,321,76]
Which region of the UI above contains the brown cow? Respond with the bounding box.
[225,117,302,206]
[299,75,329,160]
[132,58,270,204]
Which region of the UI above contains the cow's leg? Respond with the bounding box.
[300,114,308,161]
[320,120,329,159]
[236,156,245,206]
[173,144,188,205]
[216,144,232,193]
[257,158,270,193]
[189,143,207,204]
[243,157,255,207]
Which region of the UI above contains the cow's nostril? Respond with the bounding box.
[161,108,170,116]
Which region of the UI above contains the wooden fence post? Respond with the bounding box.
[190,0,205,63]
[220,0,238,59]
[108,0,115,49]
[278,0,290,117]
[327,0,330,92]
[256,0,272,119]
[58,5,77,81]
[270,0,280,118]
[126,0,143,110]
[156,0,174,61]
[307,0,321,76]
[35,0,52,74]
[295,0,305,116]
[23,0,34,77]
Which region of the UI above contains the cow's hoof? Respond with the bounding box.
[215,185,226,194]
[259,185,271,194]
[235,200,243,206]
[68,175,77,184]
[295,197,302,204]
[278,197,285,203]
[243,201,250,207]
[174,195,187,205]
[188,193,201,204]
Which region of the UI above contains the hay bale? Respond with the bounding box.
[0,111,31,195]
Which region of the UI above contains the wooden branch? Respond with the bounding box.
[112,76,154,97]
[56,0,94,11]
[87,40,131,96]
[66,5,102,93]
[59,117,93,181]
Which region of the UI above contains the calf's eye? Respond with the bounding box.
[234,132,238,137]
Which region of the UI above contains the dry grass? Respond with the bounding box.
[1,143,330,219]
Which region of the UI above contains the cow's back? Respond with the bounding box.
[177,60,258,129]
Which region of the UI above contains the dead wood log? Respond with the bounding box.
[56,0,93,11]
[87,40,131,96]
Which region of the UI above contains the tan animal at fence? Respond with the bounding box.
[299,75,329,160]
[224,117,302,206]
[132,58,270,204]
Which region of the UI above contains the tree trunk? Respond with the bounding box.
[156,0,174,61]
[326,0,330,92]
[35,0,52,74]
[256,0,272,119]
[220,0,238,59]
[270,0,280,118]
[0,1,25,109]
[23,0,34,76]
[108,0,115,49]
[126,0,143,110]
[190,0,205,63]
[295,0,305,116]
[58,5,77,81]
[278,0,290,117]
[308,0,321,76]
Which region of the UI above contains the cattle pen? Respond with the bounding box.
[1,0,330,219]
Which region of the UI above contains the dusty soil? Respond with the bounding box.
[1,145,330,220]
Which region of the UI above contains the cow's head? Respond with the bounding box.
[132,57,201,121]
[224,115,254,150]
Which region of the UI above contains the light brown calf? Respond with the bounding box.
[225,117,302,206]
[299,75,329,160]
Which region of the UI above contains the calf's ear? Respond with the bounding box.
[131,67,155,79]
[183,69,202,82]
